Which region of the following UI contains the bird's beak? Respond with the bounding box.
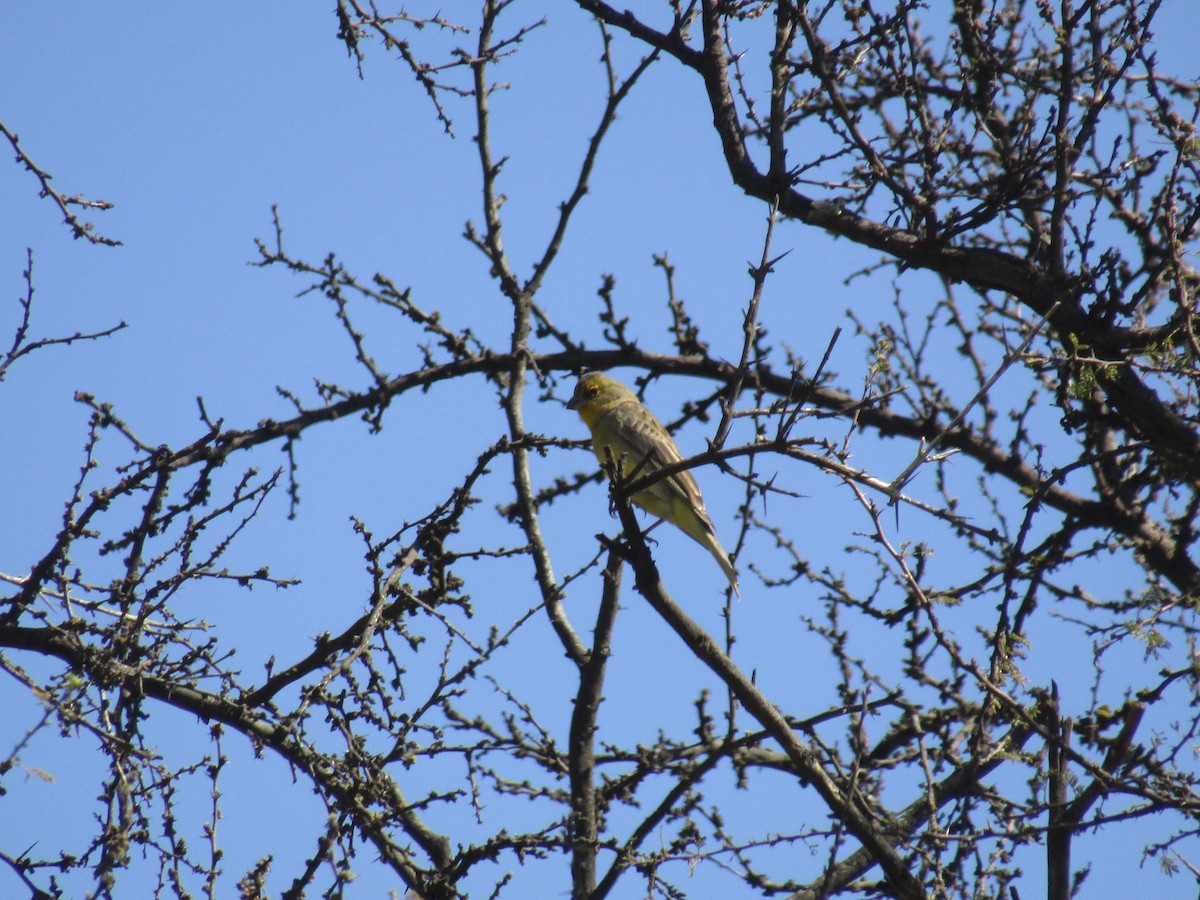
[566,395,580,410]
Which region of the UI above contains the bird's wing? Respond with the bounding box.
[606,401,714,530]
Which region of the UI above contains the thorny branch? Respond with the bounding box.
[6,2,1200,898]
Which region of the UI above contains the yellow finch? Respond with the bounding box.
[567,371,739,594]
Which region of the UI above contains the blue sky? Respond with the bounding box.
[4,3,1199,898]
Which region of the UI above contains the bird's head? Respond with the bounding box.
[566,372,636,426]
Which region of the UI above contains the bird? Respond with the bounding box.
[566,371,739,595]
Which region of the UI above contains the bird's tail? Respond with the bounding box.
[697,529,739,597]
[716,547,740,597]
